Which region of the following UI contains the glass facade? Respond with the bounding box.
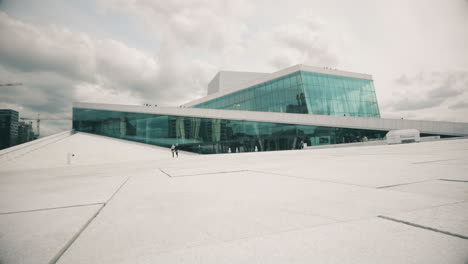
[73,108,388,154]
[193,71,380,118]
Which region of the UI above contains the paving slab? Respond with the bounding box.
[0,166,129,213]
[0,204,101,264]
[0,133,175,171]
[56,169,458,264]
[245,141,468,188]
[56,171,338,263]
[159,162,246,177]
[385,180,468,200]
[2,135,467,263]
[154,139,468,188]
[118,217,468,264]
[381,201,468,238]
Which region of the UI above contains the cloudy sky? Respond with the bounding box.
[0,0,467,136]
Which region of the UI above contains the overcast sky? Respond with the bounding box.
[1,0,467,136]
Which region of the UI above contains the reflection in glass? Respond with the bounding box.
[73,108,388,154]
[194,71,380,118]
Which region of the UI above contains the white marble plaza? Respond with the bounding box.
[1,132,467,263]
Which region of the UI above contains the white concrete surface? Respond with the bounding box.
[0,132,179,170]
[0,133,467,263]
[385,180,468,200]
[0,130,72,165]
[129,218,468,264]
[0,165,126,213]
[383,201,468,238]
[0,204,101,264]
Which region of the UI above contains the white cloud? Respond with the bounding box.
[97,0,251,52]
[96,0,248,101]
[1,0,468,139]
[449,101,468,110]
[73,82,142,105]
[0,12,96,82]
[381,71,468,122]
[0,11,165,136]
[255,16,338,69]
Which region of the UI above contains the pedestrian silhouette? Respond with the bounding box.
[171,144,175,158]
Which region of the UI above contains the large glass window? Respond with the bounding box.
[193,71,380,118]
[73,108,387,154]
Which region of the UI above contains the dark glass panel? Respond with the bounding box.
[73,108,388,154]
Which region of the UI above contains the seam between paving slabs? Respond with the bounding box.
[0,202,105,215]
[47,203,104,264]
[49,176,133,264]
[411,159,456,164]
[159,168,248,178]
[378,215,468,240]
[159,168,172,177]
[439,179,468,183]
[385,200,468,216]
[249,169,375,189]
[146,213,468,259]
[171,170,248,177]
[160,168,387,189]
[376,179,435,189]
[133,213,421,259]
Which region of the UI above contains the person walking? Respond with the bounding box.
[171,144,175,158]
[175,143,179,158]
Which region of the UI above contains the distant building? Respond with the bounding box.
[0,109,19,149]
[18,121,36,144]
[0,109,37,150]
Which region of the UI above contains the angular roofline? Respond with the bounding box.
[217,70,269,74]
[208,72,221,83]
[182,64,373,107]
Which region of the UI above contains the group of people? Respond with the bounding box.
[170,144,179,158]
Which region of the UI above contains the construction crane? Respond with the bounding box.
[2,83,71,137]
[20,114,72,138]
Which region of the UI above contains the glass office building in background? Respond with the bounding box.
[73,65,465,154]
